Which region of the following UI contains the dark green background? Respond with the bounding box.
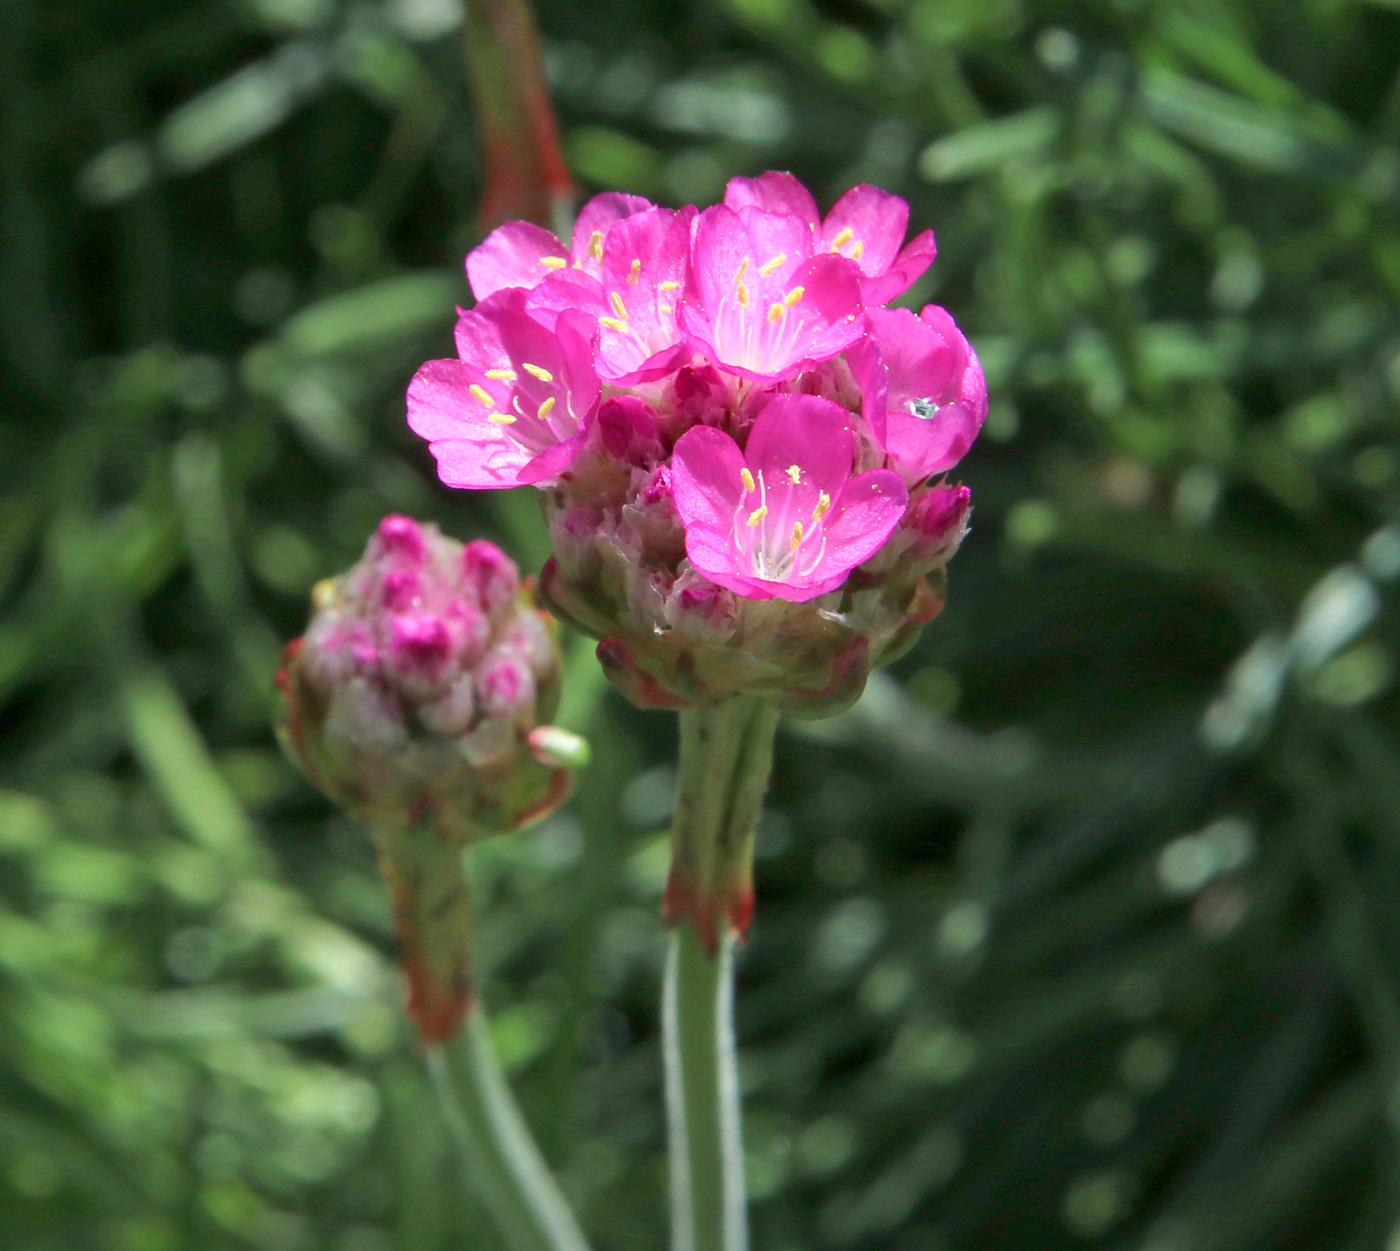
[4,0,1400,1247]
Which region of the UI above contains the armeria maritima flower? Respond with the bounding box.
[407,172,984,717]
[276,515,583,1041]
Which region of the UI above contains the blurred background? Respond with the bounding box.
[4,0,1400,1248]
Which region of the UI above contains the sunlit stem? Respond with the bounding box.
[665,925,747,1251]
[427,1007,592,1251]
[662,696,780,1251]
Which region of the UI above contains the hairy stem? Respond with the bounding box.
[427,1008,591,1251]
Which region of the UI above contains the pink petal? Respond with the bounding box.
[571,192,655,274]
[861,230,937,307]
[743,394,857,499]
[682,205,864,381]
[822,184,908,278]
[671,424,746,533]
[723,172,820,230]
[682,530,778,602]
[596,396,664,464]
[593,207,693,383]
[466,222,570,301]
[526,270,608,331]
[820,469,909,571]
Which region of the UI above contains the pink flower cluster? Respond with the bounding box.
[408,173,984,713]
[277,516,570,838]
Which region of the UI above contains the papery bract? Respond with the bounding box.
[671,394,907,602]
[407,288,601,489]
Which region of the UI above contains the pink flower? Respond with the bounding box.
[670,394,907,602]
[724,172,935,306]
[406,288,601,489]
[679,204,865,382]
[527,206,694,384]
[466,191,654,300]
[852,306,987,486]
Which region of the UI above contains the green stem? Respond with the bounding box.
[426,1008,591,1251]
[664,924,746,1251]
[663,695,780,1251]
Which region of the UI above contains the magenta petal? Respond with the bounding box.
[466,222,570,301]
[526,270,607,330]
[743,394,856,497]
[823,184,909,277]
[820,470,909,570]
[683,531,776,601]
[861,229,937,307]
[518,428,589,485]
[723,172,820,229]
[596,396,664,464]
[571,192,655,272]
[672,425,747,533]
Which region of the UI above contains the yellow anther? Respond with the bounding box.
[470,384,494,406]
[610,291,629,320]
[746,504,768,527]
[852,241,864,261]
[660,280,681,291]
[588,230,603,261]
[735,258,749,282]
[627,259,641,284]
[485,368,517,381]
[522,363,554,382]
[735,258,750,309]
[790,521,804,549]
[541,256,568,270]
[738,284,750,309]
[767,302,784,322]
[758,253,786,277]
[813,491,832,521]
[487,412,516,425]
[831,227,854,249]
[786,464,802,483]
[599,316,629,332]
[659,304,673,315]
[741,467,755,492]
[784,286,805,307]
[537,396,556,420]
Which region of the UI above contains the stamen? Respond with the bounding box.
[599,316,628,332]
[740,467,755,492]
[852,240,864,261]
[659,280,681,291]
[735,258,750,309]
[609,291,629,319]
[537,397,556,420]
[746,504,768,527]
[758,253,786,276]
[469,384,493,406]
[487,412,516,425]
[521,363,554,382]
[485,368,517,381]
[785,464,802,484]
[541,256,568,270]
[831,227,854,249]
[790,522,804,549]
[784,286,805,307]
[659,304,673,315]
[813,491,832,521]
[767,302,784,323]
[588,230,603,261]
[627,259,641,284]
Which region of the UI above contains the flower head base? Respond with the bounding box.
[408,173,984,717]
[276,516,577,1041]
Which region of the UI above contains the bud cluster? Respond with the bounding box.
[277,515,570,842]
[408,173,984,715]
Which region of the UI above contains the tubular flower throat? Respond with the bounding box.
[407,172,985,716]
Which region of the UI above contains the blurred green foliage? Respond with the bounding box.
[4,0,1400,1248]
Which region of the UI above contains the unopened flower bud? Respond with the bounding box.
[276,515,584,1041]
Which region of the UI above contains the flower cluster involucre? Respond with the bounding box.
[409,173,984,716]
